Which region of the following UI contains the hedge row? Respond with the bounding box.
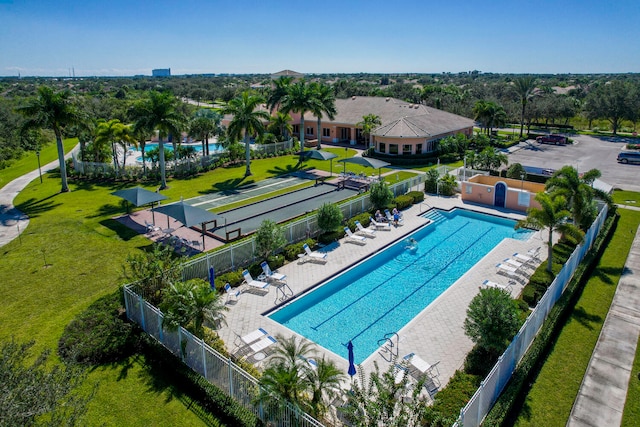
[482,212,617,426]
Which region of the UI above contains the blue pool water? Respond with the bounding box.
[135,143,223,161]
[269,209,533,364]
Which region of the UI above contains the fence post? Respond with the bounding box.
[201,340,207,379]
[228,357,234,397]
[138,294,146,330]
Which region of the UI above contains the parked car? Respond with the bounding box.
[617,151,640,164]
[536,134,568,145]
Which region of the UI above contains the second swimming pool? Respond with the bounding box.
[269,209,533,364]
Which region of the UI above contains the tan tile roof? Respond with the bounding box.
[271,69,304,78]
[303,96,474,138]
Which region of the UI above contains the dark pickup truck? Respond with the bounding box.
[536,134,568,145]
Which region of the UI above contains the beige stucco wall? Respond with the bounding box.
[374,127,474,155]
[461,175,545,213]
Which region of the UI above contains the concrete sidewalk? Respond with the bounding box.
[0,156,66,248]
[567,219,640,427]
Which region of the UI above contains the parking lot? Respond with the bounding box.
[507,134,640,192]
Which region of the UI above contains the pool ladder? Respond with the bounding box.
[377,332,399,362]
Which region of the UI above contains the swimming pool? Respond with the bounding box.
[135,143,224,161]
[269,209,533,364]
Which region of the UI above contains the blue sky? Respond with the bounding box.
[1,0,639,77]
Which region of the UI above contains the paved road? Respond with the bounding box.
[508,134,639,192]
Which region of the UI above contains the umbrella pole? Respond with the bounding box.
[151,202,156,225]
[201,223,205,250]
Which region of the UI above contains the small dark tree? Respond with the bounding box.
[254,219,287,260]
[464,288,520,358]
[317,202,343,233]
[123,243,182,305]
[424,169,439,194]
[369,180,393,208]
[506,163,527,180]
[0,339,95,426]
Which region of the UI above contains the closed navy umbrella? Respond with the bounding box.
[347,341,357,377]
[209,266,215,290]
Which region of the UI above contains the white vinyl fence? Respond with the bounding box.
[456,204,609,427]
[123,284,324,427]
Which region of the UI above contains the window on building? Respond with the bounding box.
[465,184,473,194]
[389,144,398,155]
[415,143,423,154]
[293,125,300,134]
[306,127,314,136]
[403,144,412,155]
[379,142,386,153]
[323,128,330,137]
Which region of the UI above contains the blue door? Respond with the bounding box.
[494,182,506,208]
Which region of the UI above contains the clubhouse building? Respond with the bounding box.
[296,96,474,156]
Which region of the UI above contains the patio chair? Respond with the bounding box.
[344,227,367,245]
[385,209,404,226]
[527,246,542,260]
[299,244,328,264]
[403,353,440,378]
[224,283,241,304]
[144,220,160,234]
[260,261,287,283]
[242,270,270,294]
[234,327,268,347]
[503,257,525,270]
[248,335,278,360]
[369,217,392,231]
[512,252,534,265]
[496,262,523,281]
[354,220,376,238]
[481,279,514,294]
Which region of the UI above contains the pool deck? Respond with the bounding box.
[217,194,552,396]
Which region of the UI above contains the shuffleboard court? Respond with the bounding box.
[207,184,359,241]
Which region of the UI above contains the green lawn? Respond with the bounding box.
[613,189,640,206]
[514,208,640,426]
[0,138,78,190]
[622,334,640,426]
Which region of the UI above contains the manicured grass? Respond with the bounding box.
[622,334,640,426]
[0,150,423,424]
[613,189,640,206]
[514,208,640,427]
[0,138,78,190]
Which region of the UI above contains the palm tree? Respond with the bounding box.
[189,111,222,156]
[279,80,318,162]
[516,192,584,273]
[222,91,270,177]
[545,166,610,230]
[267,111,293,141]
[303,357,345,419]
[17,86,84,192]
[266,76,294,112]
[270,335,317,370]
[513,76,538,138]
[94,119,136,177]
[131,91,185,189]
[310,82,336,150]
[357,114,382,148]
[473,100,507,135]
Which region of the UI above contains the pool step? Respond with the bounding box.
[424,210,446,224]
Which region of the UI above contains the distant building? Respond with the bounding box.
[271,69,304,80]
[152,68,171,77]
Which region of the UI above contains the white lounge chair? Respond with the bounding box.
[354,220,376,238]
[300,244,328,264]
[403,353,440,378]
[370,217,392,230]
[234,327,268,347]
[144,220,160,234]
[249,335,277,354]
[261,261,286,283]
[224,283,241,303]
[482,279,514,294]
[496,262,521,280]
[344,227,367,245]
[528,246,542,260]
[503,257,524,270]
[513,252,534,264]
[242,270,270,293]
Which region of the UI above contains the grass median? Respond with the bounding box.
[514,207,640,426]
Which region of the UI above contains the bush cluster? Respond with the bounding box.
[392,194,414,210]
[406,190,425,203]
[58,290,140,365]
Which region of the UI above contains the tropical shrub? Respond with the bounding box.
[438,174,457,196]
[345,212,371,230]
[369,180,393,208]
[424,169,439,194]
[317,202,343,233]
[58,290,139,365]
[406,190,424,203]
[254,219,287,260]
[393,194,414,210]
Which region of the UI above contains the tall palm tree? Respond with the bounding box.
[191,109,223,156]
[545,166,609,230]
[17,86,84,192]
[357,114,382,148]
[473,100,507,135]
[222,91,270,177]
[130,91,185,189]
[279,80,318,161]
[309,82,336,150]
[266,76,294,112]
[516,192,584,273]
[513,76,538,138]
